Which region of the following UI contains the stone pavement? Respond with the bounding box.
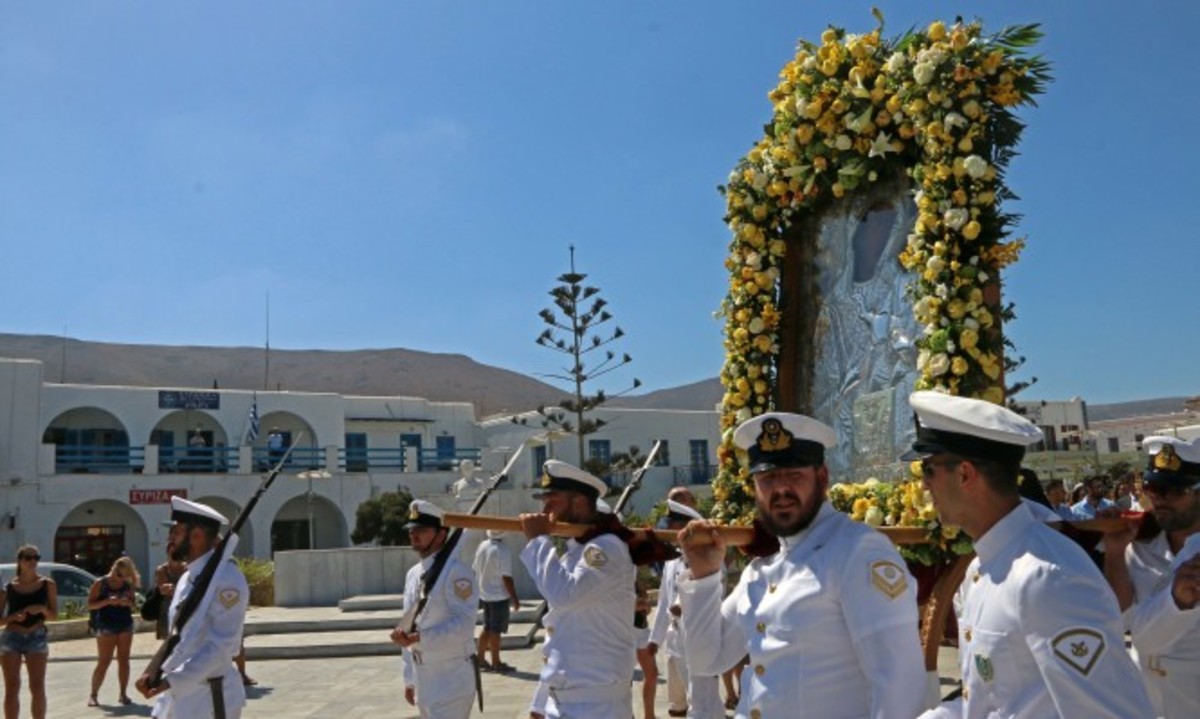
[39,604,962,718]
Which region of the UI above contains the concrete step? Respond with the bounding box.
[243,621,542,660]
[339,594,403,612]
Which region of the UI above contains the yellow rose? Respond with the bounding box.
[982,386,1006,405]
[957,137,973,153]
[961,220,981,240]
[959,327,978,349]
[947,299,966,319]
[927,21,947,41]
[821,28,838,45]
[832,182,845,198]
[795,124,815,144]
[950,29,969,51]
[951,356,969,376]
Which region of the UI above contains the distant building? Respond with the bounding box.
[0,357,718,577]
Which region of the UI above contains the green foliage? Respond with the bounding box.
[351,489,415,546]
[236,557,275,606]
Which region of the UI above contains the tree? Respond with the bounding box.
[350,489,414,546]
[517,246,641,462]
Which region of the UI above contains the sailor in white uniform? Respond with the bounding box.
[136,496,249,719]
[648,499,722,719]
[391,500,478,718]
[1103,436,1200,718]
[907,391,1153,719]
[519,461,637,719]
[677,412,927,719]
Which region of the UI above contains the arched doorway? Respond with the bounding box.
[270,495,346,554]
[56,500,149,578]
[194,496,254,558]
[253,413,320,472]
[151,410,229,473]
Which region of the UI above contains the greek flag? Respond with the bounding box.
[245,395,260,445]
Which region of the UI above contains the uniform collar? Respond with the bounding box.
[971,502,1032,564]
[778,501,834,553]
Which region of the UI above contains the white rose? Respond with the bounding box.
[751,171,768,191]
[864,506,885,527]
[748,317,765,334]
[926,256,946,274]
[964,317,980,330]
[735,408,753,425]
[964,155,988,179]
[802,56,818,71]
[943,208,968,230]
[928,353,951,376]
[886,52,907,73]
[913,62,936,86]
[977,272,989,283]
[795,97,808,116]
[835,134,853,151]
[943,112,967,131]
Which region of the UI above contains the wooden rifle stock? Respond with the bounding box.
[142,433,303,690]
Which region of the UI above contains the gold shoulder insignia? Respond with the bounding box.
[1051,628,1105,676]
[217,588,240,609]
[870,560,908,599]
[453,578,473,600]
[584,546,608,568]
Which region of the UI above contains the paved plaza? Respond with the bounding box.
[35,608,961,718]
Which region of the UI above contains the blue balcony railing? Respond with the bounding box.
[418,448,482,472]
[157,446,239,474]
[55,445,145,474]
[338,447,406,473]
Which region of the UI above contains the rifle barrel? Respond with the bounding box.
[440,512,757,547]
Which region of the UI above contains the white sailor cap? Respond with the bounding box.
[733,412,837,473]
[902,391,1043,464]
[535,460,607,501]
[1142,436,1200,486]
[666,499,703,523]
[404,499,445,530]
[170,496,228,529]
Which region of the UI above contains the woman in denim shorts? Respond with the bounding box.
[86,556,139,707]
[1,544,58,719]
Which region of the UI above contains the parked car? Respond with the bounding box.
[0,561,100,613]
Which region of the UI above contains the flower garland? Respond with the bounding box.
[828,475,974,565]
[712,16,1049,526]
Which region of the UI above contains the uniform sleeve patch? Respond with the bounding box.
[1051,628,1105,676]
[584,546,608,568]
[217,588,240,609]
[869,560,908,600]
[453,578,473,600]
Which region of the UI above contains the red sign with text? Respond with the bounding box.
[129,489,187,505]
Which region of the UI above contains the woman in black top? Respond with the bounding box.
[86,556,139,707]
[0,544,57,719]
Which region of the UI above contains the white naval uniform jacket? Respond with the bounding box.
[679,501,926,719]
[521,532,636,719]
[922,505,1154,719]
[1126,533,1200,718]
[649,557,685,658]
[400,552,478,718]
[153,541,249,719]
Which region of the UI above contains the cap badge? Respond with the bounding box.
[541,473,552,488]
[409,505,420,521]
[1052,628,1105,676]
[756,417,794,453]
[1154,444,1183,472]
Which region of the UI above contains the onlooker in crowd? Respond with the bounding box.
[1070,482,1088,506]
[391,500,478,716]
[473,530,520,673]
[1072,474,1116,519]
[906,392,1152,718]
[152,536,186,641]
[1044,479,1077,521]
[678,412,927,718]
[520,460,637,718]
[1,545,57,719]
[1114,475,1143,512]
[267,428,285,466]
[634,579,658,719]
[87,556,139,707]
[1103,436,1200,718]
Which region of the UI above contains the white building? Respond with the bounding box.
[0,357,719,578]
[1014,397,1090,451]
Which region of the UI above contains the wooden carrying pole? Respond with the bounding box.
[441,512,758,547]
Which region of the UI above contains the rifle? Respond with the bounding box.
[442,511,758,547]
[611,440,662,517]
[398,441,527,634]
[141,433,303,690]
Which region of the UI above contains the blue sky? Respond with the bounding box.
[2,1,1196,405]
